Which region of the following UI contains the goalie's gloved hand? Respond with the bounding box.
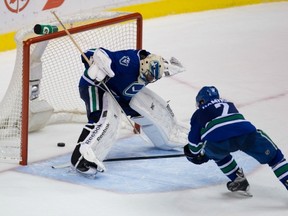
[184,144,209,165]
[170,56,183,68]
[164,57,185,76]
[87,63,115,82]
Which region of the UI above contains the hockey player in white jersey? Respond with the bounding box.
[70,47,187,176]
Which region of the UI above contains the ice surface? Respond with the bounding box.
[0,2,288,216]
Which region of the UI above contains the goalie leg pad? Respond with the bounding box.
[71,92,122,173]
[130,87,188,150]
[79,144,106,172]
[132,116,172,150]
[71,144,105,174]
[85,92,122,161]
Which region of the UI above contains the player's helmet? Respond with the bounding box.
[196,86,220,107]
[138,54,164,84]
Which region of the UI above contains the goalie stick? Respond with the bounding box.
[51,153,185,169]
[105,153,184,162]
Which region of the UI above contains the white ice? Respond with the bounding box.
[0,2,288,215]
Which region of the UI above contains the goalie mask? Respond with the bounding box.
[138,54,164,84]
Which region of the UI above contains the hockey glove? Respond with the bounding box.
[164,57,185,76]
[184,144,209,165]
[87,49,115,82]
[93,49,115,79]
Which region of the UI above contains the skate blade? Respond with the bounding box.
[237,190,253,197]
[75,169,98,179]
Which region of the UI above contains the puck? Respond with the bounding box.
[57,142,65,147]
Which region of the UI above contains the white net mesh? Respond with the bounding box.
[0,11,141,163]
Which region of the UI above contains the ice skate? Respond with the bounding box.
[226,168,252,197]
[74,157,105,178]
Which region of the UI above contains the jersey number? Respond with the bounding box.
[214,103,229,116]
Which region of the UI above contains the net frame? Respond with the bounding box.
[0,11,142,165]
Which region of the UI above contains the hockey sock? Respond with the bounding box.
[272,159,288,190]
[216,154,240,181]
[268,150,288,190]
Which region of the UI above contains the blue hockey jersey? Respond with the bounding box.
[79,47,149,102]
[188,98,256,145]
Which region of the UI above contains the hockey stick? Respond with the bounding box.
[51,153,185,169]
[104,153,185,162]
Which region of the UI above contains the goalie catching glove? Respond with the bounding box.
[138,54,185,84]
[87,49,115,82]
[164,56,185,76]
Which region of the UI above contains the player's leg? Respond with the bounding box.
[71,122,107,175]
[71,87,122,175]
[215,154,250,193]
[71,85,105,174]
[205,140,250,193]
[268,149,288,190]
[243,129,288,190]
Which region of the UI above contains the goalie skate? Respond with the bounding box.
[73,156,105,179]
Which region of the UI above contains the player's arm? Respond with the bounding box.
[184,123,209,164]
[87,48,115,82]
[184,142,209,165]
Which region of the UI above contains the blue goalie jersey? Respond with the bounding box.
[188,99,256,144]
[79,47,149,102]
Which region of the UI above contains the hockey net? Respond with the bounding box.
[0,11,142,165]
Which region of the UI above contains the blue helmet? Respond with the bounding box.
[196,86,220,107]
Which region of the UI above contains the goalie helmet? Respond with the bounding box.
[196,86,220,107]
[138,54,164,84]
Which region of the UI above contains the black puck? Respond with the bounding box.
[57,142,65,147]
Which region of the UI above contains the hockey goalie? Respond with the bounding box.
[70,47,188,176]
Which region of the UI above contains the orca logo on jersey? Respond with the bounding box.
[119,56,130,67]
[123,83,144,97]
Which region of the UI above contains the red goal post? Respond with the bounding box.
[0,11,142,165]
